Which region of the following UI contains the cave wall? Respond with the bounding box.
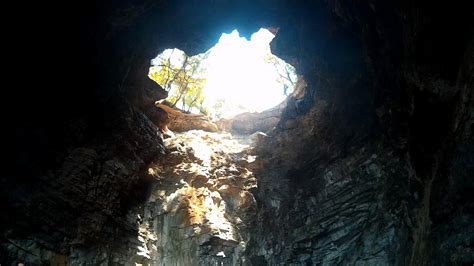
[4,0,473,264]
[249,1,473,265]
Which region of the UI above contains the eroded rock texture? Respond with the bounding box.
[217,100,286,134]
[243,1,474,265]
[4,0,473,265]
[157,103,219,133]
[139,131,258,265]
[3,99,166,264]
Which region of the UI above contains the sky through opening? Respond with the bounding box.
[150,28,297,119]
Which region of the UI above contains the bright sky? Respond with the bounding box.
[152,28,296,118]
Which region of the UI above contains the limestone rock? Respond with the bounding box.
[140,130,258,265]
[157,103,219,132]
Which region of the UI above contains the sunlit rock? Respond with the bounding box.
[135,130,258,264]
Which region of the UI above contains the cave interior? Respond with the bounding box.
[3,0,474,265]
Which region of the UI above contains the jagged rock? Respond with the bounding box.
[140,130,258,265]
[4,0,473,265]
[2,100,165,264]
[217,101,287,134]
[157,103,219,132]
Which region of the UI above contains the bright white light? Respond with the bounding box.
[152,28,296,118]
[203,29,289,118]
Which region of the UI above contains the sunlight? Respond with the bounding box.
[150,28,297,118]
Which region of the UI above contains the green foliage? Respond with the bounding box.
[149,49,209,114]
[148,44,297,118]
[211,99,225,119]
[264,52,297,96]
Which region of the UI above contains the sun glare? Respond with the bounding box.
[150,28,296,118]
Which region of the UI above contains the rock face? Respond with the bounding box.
[157,103,219,133]
[241,1,474,265]
[3,98,166,264]
[249,117,410,264]
[4,0,473,265]
[140,130,258,265]
[217,100,287,134]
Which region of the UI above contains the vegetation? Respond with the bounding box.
[149,49,209,114]
[148,39,297,119]
[264,53,297,96]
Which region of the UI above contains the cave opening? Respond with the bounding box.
[4,0,473,264]
[149,28,297,122]
[135,29,297,263]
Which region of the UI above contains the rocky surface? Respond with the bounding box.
[4,0,473,265]
[217,101,286,134]
[248,121,412,264]
[242,1,473,264]
[157,103,219,133]
[2,98,166,264]
[139,130,258,265]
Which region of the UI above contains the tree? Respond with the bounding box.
[264,52,297,96]
[149,49,209,114]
